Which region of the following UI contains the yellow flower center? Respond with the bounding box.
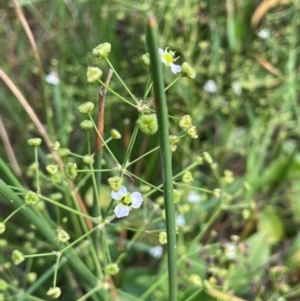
[163,52,175,65]
[122,194,132,206]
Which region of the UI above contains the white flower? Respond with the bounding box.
[111,186,143,218]
[224,242,237,260]
[231,81,242,95]
[175,214,186,227]
[45,72,60,85]
[149,245,164,259]
[203,80,217,93]
[188,190,201,203]
[257,28,270,39]
[159,48,182,74]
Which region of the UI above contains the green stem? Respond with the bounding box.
[122,125,139,171]
[105,58,137,101]
[0,179,103,299]
[34,147,40,194]
[147,15,177,301]
[3,204,26,223]
[164,75,182,91]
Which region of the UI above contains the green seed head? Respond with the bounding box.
[86,66,103,83]
[136,114,158,135]
[93,42,111,59]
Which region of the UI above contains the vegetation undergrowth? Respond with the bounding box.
[0,1,300,301]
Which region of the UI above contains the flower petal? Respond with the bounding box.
[111,186,127,201]
[170,64,182,74]
[114,204,130,218]
[158,48,164,55]
[130,192,143,208]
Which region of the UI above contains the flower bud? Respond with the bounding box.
[179,115,193,130]
[105,263,119,275]
[136,114,158,135]
[58,148,70,157]
[86,67,103,83]
[49,193,63,201]
[64,162,77,180]
[159,231,167,244]
[27,138,42,147]
[93,42,111,59]
[25,191,39,205]
[108,176,123,192]
[80,120,93,130]
[47,287,61,299]
[46,164,58,175]
[111,129,121,139]
[78,102,94,114]
[0,239,7,247]
[187,126,198,138]
[203,152,213,164]
[0,280,8,291]
[0,223,5,234]
[174,189,182,203]
[27,272,37,283]
[213,188,221,198]
[51,141,60,151]
[141,53,150,67]
[196,156,203,164]
[83,155,94,165]
[56,228,70,243]
[182,171,194,183]
[12,250,24,265]
[181,62,196,79]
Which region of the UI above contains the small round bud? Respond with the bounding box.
[174,189,182,203]
[141,53,150,67]
[139,185,151,193]
[0,239,7,247]
[47,287,61,299]
[56,228,70,243]
[27,272,37,283]
[0,280,8,291]
[105,263,120,275]
[181,62,196,79]
[111,129,121,139]
[0,223,5,234]
[83,155,94,165]
[80,120,94,130]
[136,114,158,135]
[190,274,202,287]
[170,144,177,152]
[159,231,167,244]
[46,164,58,175]
[64,162,78,180]
[213,188,221,198]
[182,171,194,183]
[86,67,103,83]
[93,42,111,59]
[12,250,25,265]
[25,191,39,205]
[196,156,203,164]
[203,152,213,164]
[179,115,193,130]
[27,138,42,147]
[187,126,198,138]
[78,102,94,114]
[51,141,60,151]
[108,176,123,192]
[58,148,71,157]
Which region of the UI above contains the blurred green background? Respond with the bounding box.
[1,0,300,300]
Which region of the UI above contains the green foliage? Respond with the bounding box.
[1,0,300,300]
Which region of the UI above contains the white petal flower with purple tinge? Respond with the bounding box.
[159,48,182,74]
[111,186,143,218]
